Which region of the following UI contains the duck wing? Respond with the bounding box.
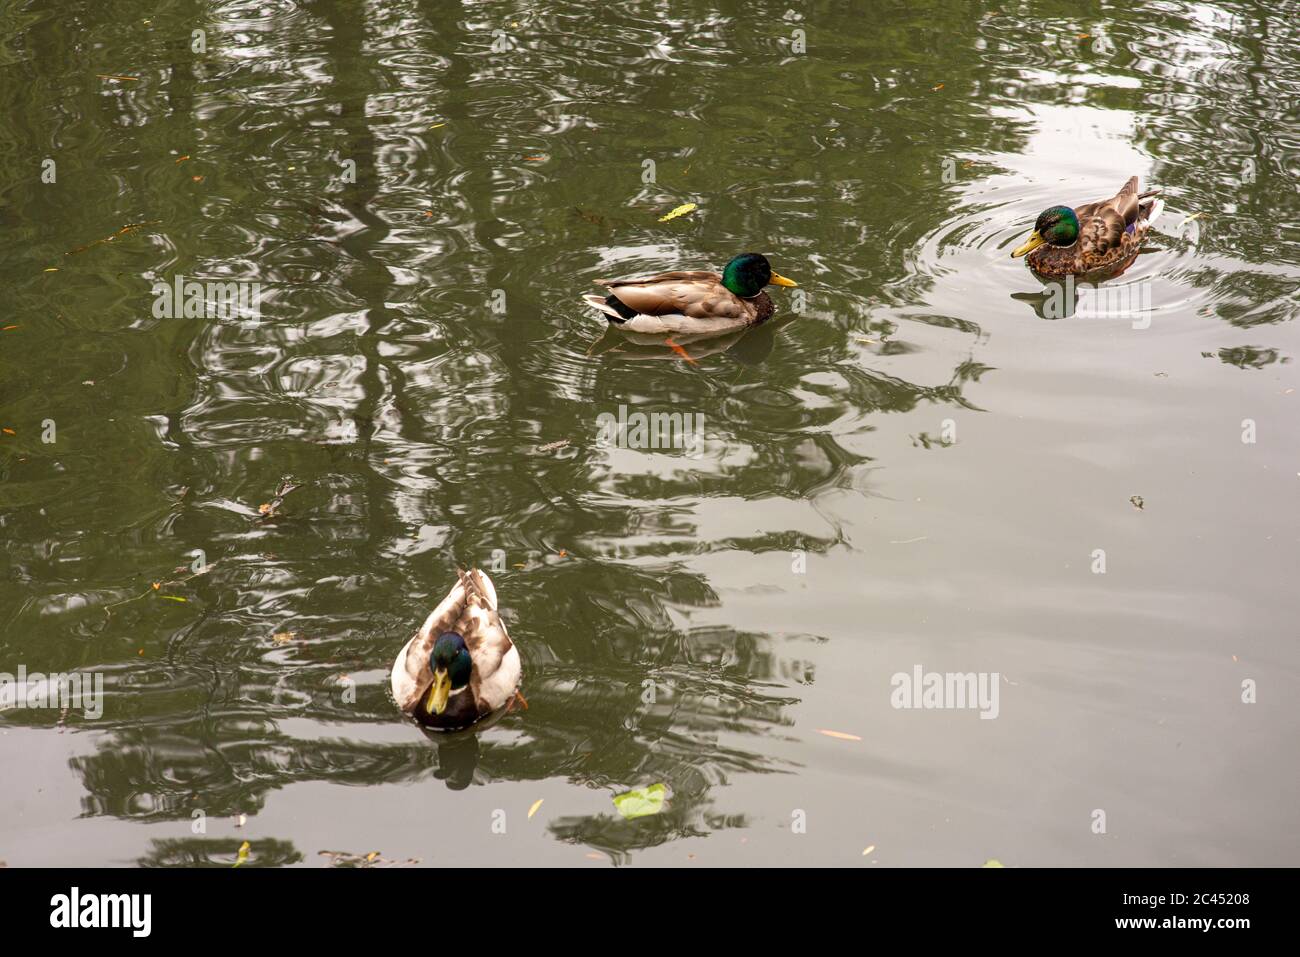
[457,569,520,712]
[596,271,749,321]
[1076,176,1142,262]
[391,576,469,713]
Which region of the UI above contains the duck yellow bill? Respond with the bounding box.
[769,273,798,287]
[1011,232,1045,258]
[424,668,451,715]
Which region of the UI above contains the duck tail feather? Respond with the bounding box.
[1142,197,1165,229]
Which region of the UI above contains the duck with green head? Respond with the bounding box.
[582,252,798,335]
[1011,176,1164,278]
[391,569,523,731]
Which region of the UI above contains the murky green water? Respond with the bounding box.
[1,0,1297,867]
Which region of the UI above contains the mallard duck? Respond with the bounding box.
[582,252,797,335]
[1011,176,1164,278]
[390,569,522,731]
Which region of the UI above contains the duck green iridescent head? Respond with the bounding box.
[1011,206,1080,258]
[424,632,472,715]
[720,253,798,298]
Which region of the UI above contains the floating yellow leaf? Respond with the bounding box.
[816,728,862,741]
[528,799,544,819]
[862,844,876,856]
[658,203,697,223]
[983,858,1004,868]
[161,596,187,602]
[233,841,250,868]
[429,123,446,129]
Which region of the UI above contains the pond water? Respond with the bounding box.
[0,0,1296,866]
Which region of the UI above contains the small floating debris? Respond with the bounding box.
[534,439,570,454]
[816,729,862,741]
[65,220,160,256]
[528,799,544,819]
[257,478,303,520]
[574,207,609,227]
[1130,495,1144,511]
[318,849,420,868]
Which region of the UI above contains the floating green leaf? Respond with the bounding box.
[613,783,667,820]
[982,858,1004,868]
